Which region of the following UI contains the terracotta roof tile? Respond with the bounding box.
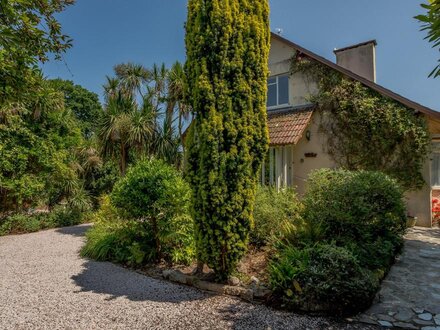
[267,107,314,146]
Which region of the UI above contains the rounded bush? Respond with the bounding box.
[111,159,190,220]
[302,169,407,270]
[110,159,192,262]
[269,243,379,314]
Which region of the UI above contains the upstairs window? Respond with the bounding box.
[267,75,289,108]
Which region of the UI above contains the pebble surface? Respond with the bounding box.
[0,225,376,330]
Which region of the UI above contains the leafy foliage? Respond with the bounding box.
[48,79,102,137]
[301,169,407,270]
[185,0,270,280]
[416,0,440,77]
[0,0,97,225]
[110,159,192,261]
[82,193,195,266]
[269,169,407,314]
[0,0,73,102]
[0,77,85,212]
[269,243,379,315]
[98,62,186,175]
[0,205,84,236]
[81,198,156,265]
[291,55,430,190]
[250,186,303,247]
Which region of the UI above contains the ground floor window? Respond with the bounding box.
[431,142,440,188]
[261,145,293,189]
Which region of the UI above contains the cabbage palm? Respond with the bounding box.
[114,62,151,98]
[168,61,191,152]
[98,62,186,174]
[98,91,155,176]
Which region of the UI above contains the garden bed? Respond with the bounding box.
[137,247,272,303]
[81,166,408,317]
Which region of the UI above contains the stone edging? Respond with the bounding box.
[162,269,271,303]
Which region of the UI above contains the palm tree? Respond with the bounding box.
[103,76,120,102]
[167,61,191,153]
[98,62,186,174]
[114,62,151,99]
[98,90,156,176]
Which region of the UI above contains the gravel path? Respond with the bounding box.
[0,225,374,330]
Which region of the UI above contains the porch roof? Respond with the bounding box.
[267,105,314,146]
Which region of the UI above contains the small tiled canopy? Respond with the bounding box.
[267,107,314,146]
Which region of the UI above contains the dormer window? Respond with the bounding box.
[267,74,289,108]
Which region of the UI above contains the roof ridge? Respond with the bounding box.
[271,33,440,119]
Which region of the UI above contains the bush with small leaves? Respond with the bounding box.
[110,159,193,263]
[301,169,407,271]
[269,243,379,315]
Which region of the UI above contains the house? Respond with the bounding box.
[265,32,440,228]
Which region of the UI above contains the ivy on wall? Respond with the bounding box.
[291,53,430,190]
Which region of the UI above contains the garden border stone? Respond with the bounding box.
[162,269,257,302]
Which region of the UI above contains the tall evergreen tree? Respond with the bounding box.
[184,0,270,280]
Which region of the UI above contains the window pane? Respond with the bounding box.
[267,83,277,107]
[278,75,289,105]
[433,154,440,186]
[267,77,276,85]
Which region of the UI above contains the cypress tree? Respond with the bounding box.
[184,0,270,280]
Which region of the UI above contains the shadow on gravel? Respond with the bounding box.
[56,224,92,237]
[71,259,209,303]
[217,302,377,330]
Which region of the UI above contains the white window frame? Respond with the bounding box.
[267,74,290,110]
[261,146,294,190]
[432,141,440,189]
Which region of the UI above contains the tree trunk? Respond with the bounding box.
[179,112,185,155]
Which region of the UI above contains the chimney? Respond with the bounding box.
[334,40,377,82]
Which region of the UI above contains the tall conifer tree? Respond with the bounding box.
[184,0,270,280]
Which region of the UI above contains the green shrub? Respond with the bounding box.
[82,195,195,266]
[0,214,41,235]
[0,205,85,236]
[300,169,406,270]
[269,243,379,315]
[81,196,154,265]
[111,159,192,262]
[82,222,155,266]
[268,169,408,315]
[49,205,84,227]
[250,186,303,247]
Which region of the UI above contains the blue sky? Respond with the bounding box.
[42,0,440,111]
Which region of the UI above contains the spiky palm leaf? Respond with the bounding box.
[114,62,151,98]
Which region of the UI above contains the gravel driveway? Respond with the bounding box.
[0,224,374,330]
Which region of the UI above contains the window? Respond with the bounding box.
[432,143,440,187]
[261,146,293,189]
[267,75,289,108]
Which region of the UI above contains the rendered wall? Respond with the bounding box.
[268,35,436,227]
[292,113,437,228]
[268,38,317,107]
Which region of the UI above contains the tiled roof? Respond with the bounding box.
[267,106,314,146]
